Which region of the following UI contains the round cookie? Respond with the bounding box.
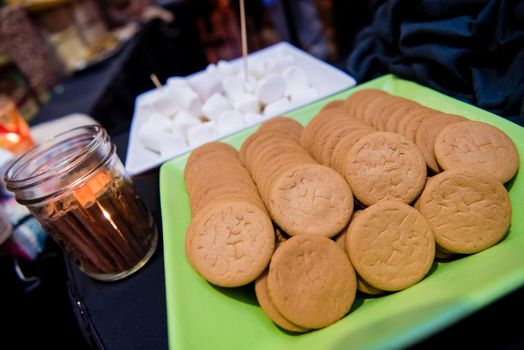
[258,116,304,141]
[321,99,344,112]
[185,199,275,287]
[330,128,375,174]
[255,270,310,333]
[344,132,427,206]
[267,235,357,329]
[267,163,354,237]
[357,278,386,296]
[434,121,519,183]
[417,168,511,254]
[346,200,435,291]
[415,113,467,173]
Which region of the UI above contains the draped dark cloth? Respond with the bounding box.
[346,0,524,126]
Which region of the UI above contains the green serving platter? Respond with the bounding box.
[160,74,524,350]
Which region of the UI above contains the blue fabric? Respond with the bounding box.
[346,0,524,126]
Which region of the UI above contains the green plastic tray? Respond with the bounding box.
[160,75,524,350]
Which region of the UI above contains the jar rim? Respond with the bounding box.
[4,125,113,203]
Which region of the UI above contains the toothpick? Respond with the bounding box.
[239,0,248,80]
[150,74,162,89]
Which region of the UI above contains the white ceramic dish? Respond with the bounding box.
[125,42,356,176]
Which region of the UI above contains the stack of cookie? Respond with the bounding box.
[240,118,354,237]
[184,142,275,287]
[343,89,468,173]
[240,117,358,331]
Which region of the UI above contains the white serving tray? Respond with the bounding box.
[125,42,356,176]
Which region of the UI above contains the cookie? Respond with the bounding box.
[254,270,310,333]
[267,163,354,237]
[417,168,512,254]
[185,199,275,287]
[267,235,357,329]
[434,121,519,183]
[344,132,427,206]
[320,99,345,112]
[334,210,362,252]
[330,128,375,174]
[415,113,467,173]
[357,277,386,296]
[346,200,435,291]
[300,109,350,154]
[258,116,304,141]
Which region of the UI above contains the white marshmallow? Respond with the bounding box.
[136,95,156,116]
[282,66,309,91]
[265,54,294,74]
[205,63,221,80]
[263,97,292,117]
[233,93,260,114]
[171,87,201,118]
[188,72,222,101]
[222,76,245,100]
[217,60,238,76]
[201,93,234,121]
[139,120,175,153]
[159,130,187,157]
[248,60,266,80]
[288,86,318,104]
[146,89,179,118]
[187,121,218,147]
[146,113,173,131]
[244,78,258,93]
[215,110,245,134]
[173,110,201,136]
[244,112,264,125]
[256,75,286,105]
[166,77,190,90]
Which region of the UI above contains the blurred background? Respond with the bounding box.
[0,0,374,134]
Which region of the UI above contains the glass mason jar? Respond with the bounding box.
[4,125,158,281]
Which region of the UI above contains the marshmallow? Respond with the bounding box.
[244,112,264,125]
[223,76,245,100]
[188,72,222,101]
[265,54,294,74]
[205,63,221,80]
[147,113,173,131]
[201,93,234,121]
[215,110,245,134]
[283,66,309,91]
[256,75,286,105]
[166,77,190,90]
[248,60,266,80]
[173,110,201,136]
[187,121,218,147]
[263,97,292,117]
[146,89,179,118]
[288,86,318,104]
[244,78,258,93]
[160,130,187,157]
[233,93,260,114]
[170,87,202,118]
[139,120,176,153]
[217,60,238,76]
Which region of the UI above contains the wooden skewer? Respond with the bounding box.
[150,73,162,89]
[239,0,248,80]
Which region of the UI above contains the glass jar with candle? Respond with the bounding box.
[4,125,158,281]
